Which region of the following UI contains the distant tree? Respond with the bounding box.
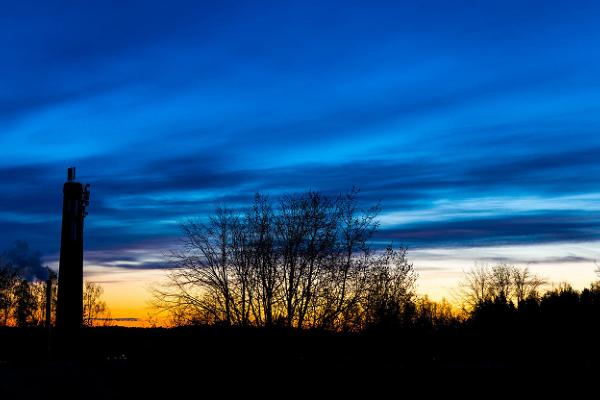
[0,242,52,327]
[511,266,546,303]
[458,263,546,310]
[27,279,52,326]
[413,296,462,327]
[458,264,490,309]
[83,281,111,327]
[0,264,19,326]
[470,294,517,330]
[13,279,37,326]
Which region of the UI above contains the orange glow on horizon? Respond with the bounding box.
[86,241,600,327]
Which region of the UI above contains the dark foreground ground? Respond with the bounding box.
[0,325,597,398]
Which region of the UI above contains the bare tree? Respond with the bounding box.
[28,279,49,326]
[457,263,490,309]
[0,264,19,326]
[458,263,546,310]
[152,189,414,331]
[14,279,37,326]
[512,266,546,303]
[276,191,339,327]
[83,281,110,327]
[360,246,417,328]
[319,188,380,329]
[246,194,278,326]
[0,262,58,327]
[414,296,463,327]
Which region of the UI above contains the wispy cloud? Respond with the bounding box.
[0,1,598,278]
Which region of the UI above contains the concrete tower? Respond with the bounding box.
[56,167,90,331]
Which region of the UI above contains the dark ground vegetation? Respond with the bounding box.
[1,290,599,398]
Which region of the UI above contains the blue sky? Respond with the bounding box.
[1,1,600,277]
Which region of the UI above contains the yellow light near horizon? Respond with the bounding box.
[84,241,600,327]
[84,267,168,327]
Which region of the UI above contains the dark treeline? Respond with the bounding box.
[149,188,600,362]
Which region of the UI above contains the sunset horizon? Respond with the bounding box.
[1,0,600,326]
[1,2,600,390]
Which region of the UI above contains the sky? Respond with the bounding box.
[1,1,600,324]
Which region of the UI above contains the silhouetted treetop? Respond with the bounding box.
[152,189,416,330]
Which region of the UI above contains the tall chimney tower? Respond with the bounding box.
[56,167,90,332]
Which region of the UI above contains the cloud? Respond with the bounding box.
[2,138,600,259]
[378,211,600,248]
[477,255,597,265]
[0,240,48,280]
[1,0,600,271]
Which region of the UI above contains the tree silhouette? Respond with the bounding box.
[14,279,37,326]
[83,281,111,327]
[0,264,19,325]
[152,189,416,330]
[458,263,546,310]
